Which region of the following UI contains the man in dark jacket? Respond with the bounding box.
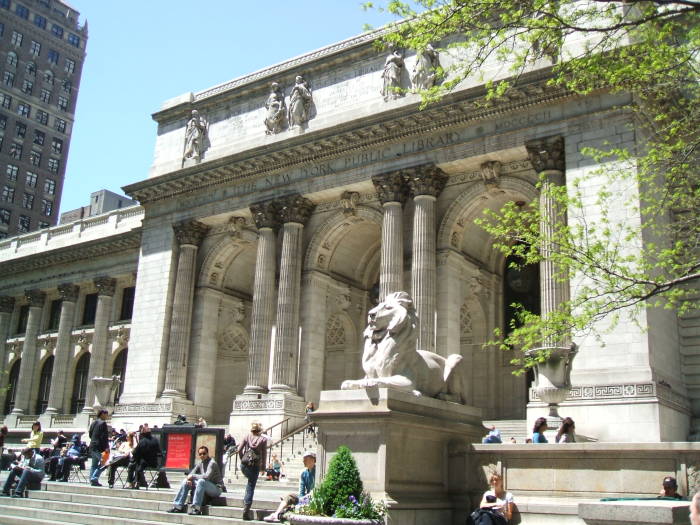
[127,425,161,489]
[88,409,110,487]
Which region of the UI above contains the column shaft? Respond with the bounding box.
[45,286,78,414]
[380,202,404,299]
[0,297,15,412]
[411,195,438,352]
[12,291,45,415]
[82,282,114,412]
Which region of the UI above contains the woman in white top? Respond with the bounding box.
[106,431,135,489]
[555,417,576,443]
[479,473,514,522]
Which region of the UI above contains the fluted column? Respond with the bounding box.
[162,220,210,398]
[270,194,315,393]
[0,296,16,412]
[81,277,116,413]
[406,164,448,353]
[244,200,279,394]
[372,172,408,300]
[526,136,571,348]
[11,290,46,415]
[44,284,79,414]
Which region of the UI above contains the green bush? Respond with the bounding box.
[319,445,363,516]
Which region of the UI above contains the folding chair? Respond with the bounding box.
[113,465,128,488]
[68,457,88,483]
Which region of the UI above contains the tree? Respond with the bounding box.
[365,0,700,367]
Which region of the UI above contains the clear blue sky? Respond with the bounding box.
[62,1,397,214]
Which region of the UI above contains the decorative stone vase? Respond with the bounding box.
[92,375,121,408]
[527,344,578,419]
[288,516,382,525]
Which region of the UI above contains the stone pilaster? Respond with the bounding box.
[372,172,408,300]
[244,200,279,394]
[0,296,15,412]
[11,290,46,415]
[270,194,315,393]
[44,284,79,414]
[162,220,210,398]
[526,136,570,348]
[406,164,448,353]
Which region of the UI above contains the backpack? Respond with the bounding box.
[467,508,508,525]
[240,442,259,468]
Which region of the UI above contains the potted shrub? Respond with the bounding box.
[288,446,386,525]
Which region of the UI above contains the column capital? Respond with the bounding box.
[24,289,46,307]
[526,136,565,173]
[0,296,15,313]
[173,220,210,247]
[372,171,408,205]
[278,194,315,225]
[250,199,279,230]
[93,277,116,297]
[405,164,448,198]
[57,283,80,302]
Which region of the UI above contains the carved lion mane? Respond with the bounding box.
[341,291,467,404]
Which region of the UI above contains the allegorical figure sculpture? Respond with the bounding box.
[411,44,439,91]
[288,75,313,129]
[341,291,467,403]
[182,109,208,163]
[264,82,286,134]
[381,49,405,101]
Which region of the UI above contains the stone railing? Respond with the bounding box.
[16,415,38,428]
[50,415,76,428]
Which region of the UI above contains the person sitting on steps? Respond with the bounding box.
[1,447,45,497]
[167,445,225,515]
[264,451,316,523]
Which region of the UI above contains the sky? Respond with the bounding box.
[61,1,397,214]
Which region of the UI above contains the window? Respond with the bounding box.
[6,52,17,67]
[10,31,23,47]
[35,355,53,414]
[26,61,36,76]
[67,33,80,47]
[64,59,75,75]
[15,4,29,19]
[33,130,44,145]
[54,118,65,133]
[0,94,10,109]
[43,70,53,85]
[22,192,33,209]
[41,198,51,216]
[4,359,20,414]
[21,79,32,95]
[111,349,128,403]
[35,110,48,125]
[44,178,55,194]
[0,0,8,9]
[51,137,62,154]
[0,23,3,37]
[17,214,30,232]
[70,353,90,414]
[1,186,14,202]
[2,71,14,87]
[82,293,97,325]
[40,88,50,103]
[51,24,63,38]
[9,142,21,159]
[62,79,71,93]
[30,151,41,166]
[16,103,30,118]
[0,114,6,129]
[0,208,10,225]
[34,14,47,29]
[47,49,59,65]
[29,40,41,57]
[120,286,136,320]
[6,164,18,181]
[14,122,25,138]
[48,299,62,330]
[57,96,67,111]
[25,171,36,187]
[47,157,58,173]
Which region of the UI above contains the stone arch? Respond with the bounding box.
[198,233,256,292]
[69,351,91,414]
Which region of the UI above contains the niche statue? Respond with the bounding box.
[341,291,467,403]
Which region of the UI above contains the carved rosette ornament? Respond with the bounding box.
[372,172,408,205]
[173,220,210,247]
[249,200,279,230]
[404,164,448,197]
[93,277,116,297]
[0,296,15,314]
[57,283,80,303]
[24,289,46,307]
[278,194,315,225]
[526,136,565,173]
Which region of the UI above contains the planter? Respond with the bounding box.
[288,515,383,525]
[527,344,578,418]
[91,375,121,408]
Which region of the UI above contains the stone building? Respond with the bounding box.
[0,27,694,442]
[0,0,87,237]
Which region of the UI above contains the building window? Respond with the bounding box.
[47,49,59,65]
[16,103,30,118]
[21,79,33,95]
[22,192,34,209]
[62,79,71,93]
[0,208,10,225]
[0,0,8,9]
[35,356,53,414]
[35,110,48,125]
[30,151,41,166]
[64,59,75,75]
[48,299,62,330]
[120,286,136,320]
[54,118,65,133]
[10,31,23,47]
[67,33,80,47]
[6,164,18,181]
[43,70,53,85]
[0,23,3,36]
[4,359,20,414]
[40,88,51,103]
[44,178,55,194]
[25,171,37,187]
[82,293,97,325]
[57,96,67,111]
[51,24,63,38]
[2,71,14,87]
[0,115,5,129]
[34,14,47,29]
[25,61,36,76]
[15,304,29,334]
[15,4,29,19]
[0,94,10,109]
[1,185,15,202]
[33,130,44,145]
[9,143,21,159]
[48,158,59,173]
[70,353,90,414]
[14,122,25,138]
[51,137,62,154]
[41,198,51,216]
[29,40,41,57]
[6,52,17,67]
[17,214,30,232]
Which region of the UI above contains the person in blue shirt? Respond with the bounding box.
[263,451,316,523]
[532,417,548,443]
[1,448,45,497]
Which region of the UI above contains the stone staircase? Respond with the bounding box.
[482,419,529,442]
[269,427,317,482]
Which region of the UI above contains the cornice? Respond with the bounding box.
[126,73,577,206]
[0,229,142,278]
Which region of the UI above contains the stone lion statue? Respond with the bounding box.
[341,291,467,404]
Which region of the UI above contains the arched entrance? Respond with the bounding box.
[70,353,90,414]
[36,355,54,414]
[112,348,128,405]
[3,359,20,414]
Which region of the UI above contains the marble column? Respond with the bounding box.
[525,136,571,348]
[82,277,116,413]
[406,164,448,353]
[270,194,315,393]
[44,284,79,414]
[11,290,46,415]
[162,220,210,398]
[244,200,279,394]
[0,296,16,412]
[372,172,408,300]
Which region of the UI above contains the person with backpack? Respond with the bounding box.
[468,473,514,525]
[238,422,268,520]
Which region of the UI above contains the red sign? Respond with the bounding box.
[165,433,192,470]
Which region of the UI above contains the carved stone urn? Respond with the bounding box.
[92,375,121,408]
[527,344,578,419]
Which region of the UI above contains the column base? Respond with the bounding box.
[110,397,197,429]
[230,391,306,440]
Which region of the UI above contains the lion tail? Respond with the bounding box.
[443,354,463,382]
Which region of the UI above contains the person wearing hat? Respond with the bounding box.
[263,451,316,523]
[482,426,502,444]
[658,476,684,500]
[56,434,86,482]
